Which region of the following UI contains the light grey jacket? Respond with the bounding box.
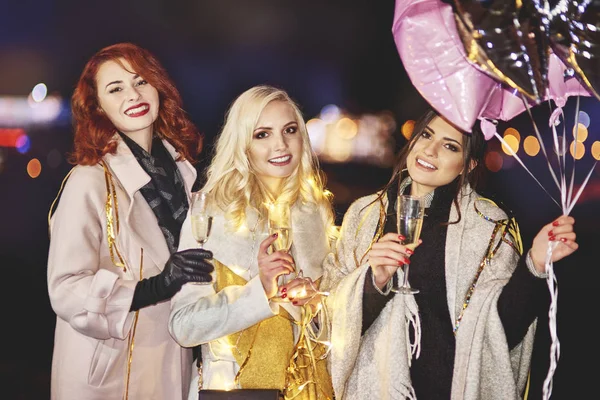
[321,187,535,400]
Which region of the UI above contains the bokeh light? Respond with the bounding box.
[27,158,42,178]
[485,151,503,172]
[591,141,600,160]
[401,120,415,140]
[47,149,63,168]
[553,135,567,156]
[572,123,588,142]
[15,134,31,154]
[523,136,540,156]
[578,111,590,128]
[501,135,520,155]
[319,104,341,124]
[503,127,521,142]
[335,117,358,139]
[569,141,585,160]
[31,83,48,103]
[379,111,397,133]
[306,118,326,154]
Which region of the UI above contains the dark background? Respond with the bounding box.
[0,1,597,399]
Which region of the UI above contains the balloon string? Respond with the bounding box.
[493,131,561,208]
[542,241,560,400]
[521,95,563,195]
[537,97,597,399]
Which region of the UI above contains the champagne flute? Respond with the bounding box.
[393,194,424,294]
[191,191,213,250]
[267,201,295,302]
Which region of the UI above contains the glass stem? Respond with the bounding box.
[401,263,410,288]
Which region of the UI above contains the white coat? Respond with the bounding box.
[169,203,332,399]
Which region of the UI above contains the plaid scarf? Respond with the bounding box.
[120,133,189,254]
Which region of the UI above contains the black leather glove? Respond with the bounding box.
[130,248,214,311]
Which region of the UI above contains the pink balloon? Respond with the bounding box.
[392,0,592,134]
[392,0,495,132]
[481,53,593,122]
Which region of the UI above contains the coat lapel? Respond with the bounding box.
[103,136,197,271]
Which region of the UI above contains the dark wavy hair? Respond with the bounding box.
[375,108,487,224]
[69,42,202,165]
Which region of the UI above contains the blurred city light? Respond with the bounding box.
[335,117,357,140]
[503,127,521,142]
[47,148,63,168]
[572,123,588,142]
[591,141,600,161]
[0,95,65,126]
[523,136,541,156]
[307,105,396,167]
[501,135,520,155]
[0,128,27,147]
[16,134,31,154]
[319,104,341,124]
[485,151,503,172]
[401,120,414,140]
[553,135,567,156]
[578,111,590,128]
[27,158,42,178]
[31,83,48,103]
[569,141,585,160]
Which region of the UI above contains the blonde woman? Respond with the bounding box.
[169,85,336,399]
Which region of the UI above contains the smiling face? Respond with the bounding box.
[247,100,303,195]
[95,58,159,141]
[406,115,467,196]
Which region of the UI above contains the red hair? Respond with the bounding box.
[69,42,202,165]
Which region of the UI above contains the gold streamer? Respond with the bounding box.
[213,260,333,399]
[101,162,127,272]
[214,260,295,390]
[453,198,523,334]
[124,248,142,400]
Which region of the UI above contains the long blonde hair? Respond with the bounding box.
[202,85,336,238]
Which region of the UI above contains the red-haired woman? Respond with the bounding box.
[47,42,214,400]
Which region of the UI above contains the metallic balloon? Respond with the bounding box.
[549,0,600,100]
[393,0,593,134]
[451,0,550,102]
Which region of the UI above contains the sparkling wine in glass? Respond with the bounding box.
[268,201,295,301]
[191,191,213,249]
[393,194,424,294]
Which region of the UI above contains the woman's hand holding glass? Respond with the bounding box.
[257,233,296,300]
[368,232,422,291]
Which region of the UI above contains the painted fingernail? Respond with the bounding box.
[398,235,405,241]
[272,232,278,238]
[398,258,410,265]
[292,301,298,305]
[552,220,560,226]
[406,249,414,255]
[281,293,287,299]
[549,236,556,241]
[560,237,567,243]
[281,287,287,293]
[548,230,554,237]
